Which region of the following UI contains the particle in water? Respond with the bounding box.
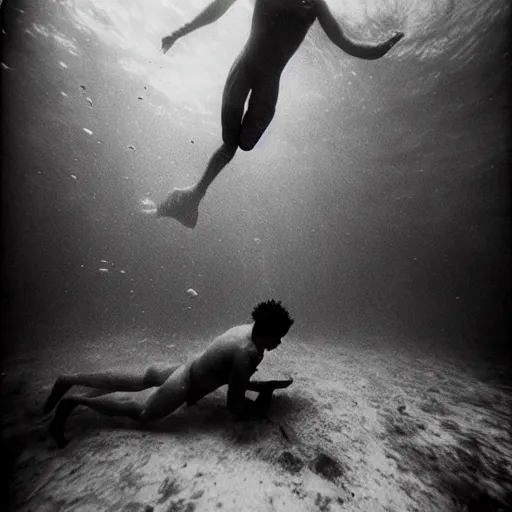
[141,198,157,214]
[83,128,93,135]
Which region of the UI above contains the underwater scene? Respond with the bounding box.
[1,0,510,510]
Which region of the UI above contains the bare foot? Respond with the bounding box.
[48,398,78,448]
[43,377,72,415]
[157,187,200,229]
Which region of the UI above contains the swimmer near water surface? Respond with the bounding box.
[142,0,404,228]
[43,300,294,448]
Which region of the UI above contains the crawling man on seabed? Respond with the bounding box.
[43,300,295,448]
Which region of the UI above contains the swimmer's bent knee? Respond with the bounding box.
[222,126,260,151]
[223,130,254,151]
[238,138,257,152]
[222,128,240,147]
[238,109,275,151]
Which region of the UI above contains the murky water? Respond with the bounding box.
[1,0,510,509]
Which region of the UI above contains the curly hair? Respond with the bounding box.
[251,299,294,334]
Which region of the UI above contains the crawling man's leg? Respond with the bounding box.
[43,364,180,415]
[48,363,191,448]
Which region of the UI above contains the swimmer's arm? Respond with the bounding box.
[174,0,238,38]
[316,0,404,60]
[162,0,239,53]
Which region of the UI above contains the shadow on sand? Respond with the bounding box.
[379,395,512,511]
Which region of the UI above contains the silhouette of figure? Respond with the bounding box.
[44,300,294,448]
[150,0,404,228]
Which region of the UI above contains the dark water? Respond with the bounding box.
[1,0,510,367]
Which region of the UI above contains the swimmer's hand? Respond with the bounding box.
[161,33,180,54]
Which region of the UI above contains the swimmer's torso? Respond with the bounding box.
[187,324,262,404]
[244,0,318,73]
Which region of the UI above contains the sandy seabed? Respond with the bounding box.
[2,332,511,512]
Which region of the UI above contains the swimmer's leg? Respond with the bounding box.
[238,76,280,152]
[49,363,190,448]
[43,364,180,415]
[157,57,251,228]
[156,146,238,227]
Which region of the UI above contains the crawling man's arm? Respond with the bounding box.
[227,349,263,419]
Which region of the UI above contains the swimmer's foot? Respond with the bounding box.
[43,377,72,415]
[156,187,201,229]
[48,397,78,448]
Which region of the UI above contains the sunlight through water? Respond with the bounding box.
[42,0,509,116]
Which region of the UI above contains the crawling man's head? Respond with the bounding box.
[251,299,294,351]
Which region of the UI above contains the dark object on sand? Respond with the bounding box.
[278,450,304,474]
[309,453,344,482]
[278,423,290,442]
